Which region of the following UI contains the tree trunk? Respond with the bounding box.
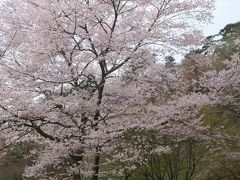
[70,151,83,180]
[73,174,81,180]
[92,147,100,180]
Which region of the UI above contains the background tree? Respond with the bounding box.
[164,56,177,75]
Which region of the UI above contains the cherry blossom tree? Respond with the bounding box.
[0,0,215,179]
[190,38,240,180]
[195,37,240,115]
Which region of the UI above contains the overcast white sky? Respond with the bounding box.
[203,0,240,36]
